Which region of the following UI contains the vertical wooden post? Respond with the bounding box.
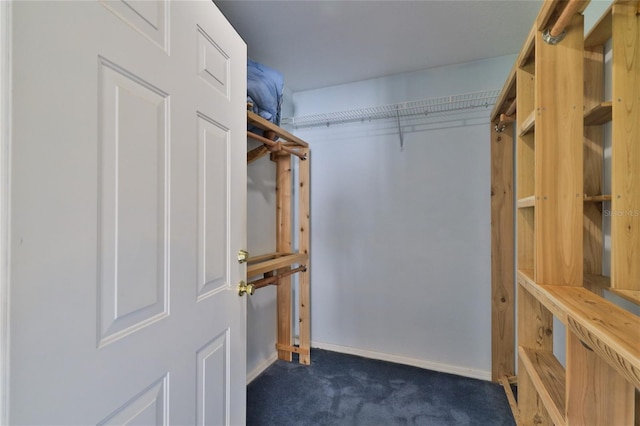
[276,155,292,361]
[583,44,605,278]
[611,2,640,290]
[517,62,536,276]
[535,14,584,286]
[298,148,311,365]
[491,121,515,382]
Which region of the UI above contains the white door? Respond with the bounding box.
[8,1,247,424]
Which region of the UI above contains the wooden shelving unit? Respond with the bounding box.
[246,110,311,365]
[491,1,639,424]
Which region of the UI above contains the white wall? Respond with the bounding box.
[291,55,517,379]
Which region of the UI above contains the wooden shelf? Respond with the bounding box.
[583,273,611,294]
[248,111,308,148]
[583,194,612,202]
[517,195,535,208]
[609,288,640,306]
[518,347,566,426]
[519,110,535,136]
[518,270,640,388]
[584,101,612,126]
[247,252,308,277]
[585,5,612,48]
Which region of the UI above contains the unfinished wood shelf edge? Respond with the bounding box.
[247,252,308,277]
[518,347,566,426]
[498,375,520,424]
[583,194,612,202]
[517,195,535,209]
[584,101,612,125]
[518,110,536,136]
[247,110,311,365]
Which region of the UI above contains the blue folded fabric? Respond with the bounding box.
[247,59,284,127]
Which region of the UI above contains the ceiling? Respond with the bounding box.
[214,0,543,92]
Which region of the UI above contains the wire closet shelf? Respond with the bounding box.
[281,89,501,129]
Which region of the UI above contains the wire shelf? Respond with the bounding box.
[281,89,501,129]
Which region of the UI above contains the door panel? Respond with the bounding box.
[97,56,170,347]
[9,1,246,424]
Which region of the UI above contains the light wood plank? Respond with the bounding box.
[535,15,584,286]
[519,110,536,136]
[276,155,293,362]
[275,343,310,356]
[566,331,635,426]
[518,269,569,323]
[584,45,606,278]
[247,111,308,148]
[498,375,520,424]
[517,24,537,69]
[585,5,613,48]
[491,122,515,381]
[246,252,308,277]
[518,195,536,209]
[584,101,612,125]
[298,148,311,365]
[518,282,554,426]
[611,2,640,290]
[247,145,269,164]
[518,210,536,275]
[518,347,566,426]
[584,194,612,202]
[491,69,516,121]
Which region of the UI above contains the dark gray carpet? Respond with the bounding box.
[247,349,515,426]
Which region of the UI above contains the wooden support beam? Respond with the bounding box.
[247,110,309,148]
[275,343,310,356]
[276,155,292,362]
[246,252,307,277]
[247,145,269,164]
[249,265,307,290]
[491,120,515,382]
[298,148,311,365]
[517,283,554,426]
[566,331,635,425]
[611,2,640,290]
[247,131,307,161]
[584,44,605,277]
[535,13,584,286]
[499,375,520,424]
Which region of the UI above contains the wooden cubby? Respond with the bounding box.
[491,1,639,424]
[246,110,311,365]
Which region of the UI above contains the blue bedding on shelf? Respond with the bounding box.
[247,59,284,134]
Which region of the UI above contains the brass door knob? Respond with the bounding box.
[237,249,249,264]
[238,281,255,297]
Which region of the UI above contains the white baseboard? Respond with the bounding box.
[311,340,491,381]
[246,351,278,385]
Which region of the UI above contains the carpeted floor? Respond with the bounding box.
[247,349,515,426]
